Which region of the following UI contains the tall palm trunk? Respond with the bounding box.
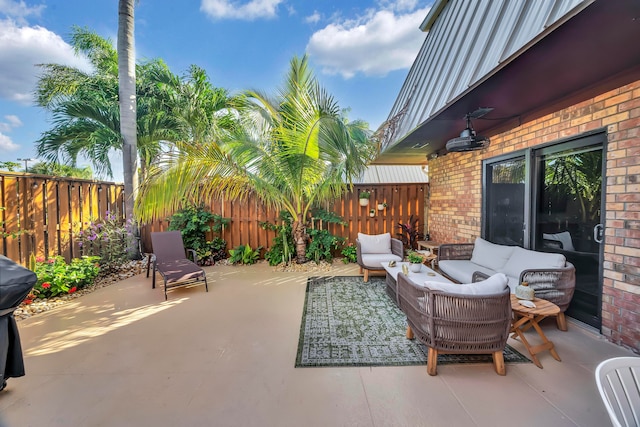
[118,0,138,255]
[292,214,307,264]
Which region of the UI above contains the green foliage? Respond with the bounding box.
[33,256,100,298]
[197,237,228,266]
[28,253,37,272]
[310,207,347,226]
[29,162,93,179]
[0,207,26,239]
[77,210,135,273]
[306,228,344,264]
[168,204,230,265]
[0,161,20,172]
[406,251,423,264]
[359,191,370,199]
[340,242,357,264]
[229,244,261,265]
[262,212,295,266]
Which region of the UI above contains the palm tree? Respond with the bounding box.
[118,0,137,222]
[35,27,179,179]
[136,55,376,263]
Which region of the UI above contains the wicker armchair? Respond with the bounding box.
[438,242,575,331]
[397,272,512,376]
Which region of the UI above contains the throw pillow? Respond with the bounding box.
[357,232,392,254]
[424,273,508,296]
[500,246,566,279]
[470,237,515,271]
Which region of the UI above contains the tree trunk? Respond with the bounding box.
[118,0,139,257]
[292,215,307,264]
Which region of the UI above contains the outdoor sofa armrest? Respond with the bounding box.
[438,243,474,262]
[391,238,404,259]
[520,262,576,312]
[472,271,490,282]
[356,239,364,267]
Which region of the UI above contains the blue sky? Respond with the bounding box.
[0,0,432,181]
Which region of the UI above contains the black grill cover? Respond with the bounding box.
[0,255,37,389]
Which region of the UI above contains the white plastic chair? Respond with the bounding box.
[595,357,640,427]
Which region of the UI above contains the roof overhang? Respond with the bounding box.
[375,0,640,165]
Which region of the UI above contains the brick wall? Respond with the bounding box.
[428,80,640,352]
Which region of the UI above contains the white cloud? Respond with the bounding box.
[0,19,92,104]
[305,11,320,24]
[0,132,19,151]
[200,0,284,20]
[0,114,22,132]
[306,5,430,78]
[0,0,45,23]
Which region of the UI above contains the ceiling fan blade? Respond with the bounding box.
[468,107,494,119]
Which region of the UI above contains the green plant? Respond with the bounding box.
[168,205,230,265]
[262,212,295,266]
[306,228,343,263]
[406,251,423,264]
[359,191,371,199]
[229,244,261,265]
[396,214,420,250]
[194,237,228,266]
[33,256,100,298]
[77,210,135,273]
[341,243,357,264]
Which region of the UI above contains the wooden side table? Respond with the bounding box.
[510,295,561,369]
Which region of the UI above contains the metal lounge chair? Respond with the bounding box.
[595,356,640,427]
[150,231,209,300]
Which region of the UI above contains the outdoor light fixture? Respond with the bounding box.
[445,110,492,152]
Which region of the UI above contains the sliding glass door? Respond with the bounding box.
[483,131,605,328]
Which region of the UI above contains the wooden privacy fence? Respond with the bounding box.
[0,172,124,264]
[140,183,427,254]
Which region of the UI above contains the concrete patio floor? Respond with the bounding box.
[0,262,635,427]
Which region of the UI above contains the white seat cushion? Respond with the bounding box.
[470,237,516,271]
[424,273,509,296]
[361,253,402,269]
[499,246,566,279]
[358,232,392,254]
[438,260,495,284]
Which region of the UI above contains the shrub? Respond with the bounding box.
[168,204,230,265]
[262,212,295,266]
[33,256,100,298]
[396,214,420,250]
[229,244,261,265]
[341,242,357,264]
[306,228,343,263]
[77,210,135,273]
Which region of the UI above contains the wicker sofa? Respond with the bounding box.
[397,271,512,376]
[438,237,575,330]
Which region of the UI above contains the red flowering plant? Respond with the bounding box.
[32,256,100,298]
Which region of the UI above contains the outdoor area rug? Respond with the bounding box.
[295,275,531,368]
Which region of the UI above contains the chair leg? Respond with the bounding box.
[204,274,209,293]
[493,351,506,375]
[556,312,568,331]
[152,264,156,289]
[146,254,151,278]
[427,347,438,376]
[363,269,369,283]
[406,326,414,339]
[359,266,363,274]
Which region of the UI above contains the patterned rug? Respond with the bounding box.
[295,275,531,368]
